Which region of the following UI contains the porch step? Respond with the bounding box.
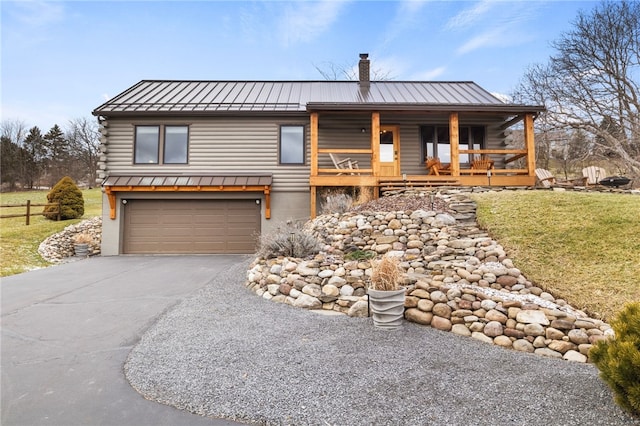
[378,178,460,191]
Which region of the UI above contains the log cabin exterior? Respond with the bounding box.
[93,54,544,255]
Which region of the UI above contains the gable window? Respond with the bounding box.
[421,125,485,164]
[279,125,305,165]
[134,125,189,164]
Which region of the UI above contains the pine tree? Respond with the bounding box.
[44,124,71,186]
[22,126,48,189]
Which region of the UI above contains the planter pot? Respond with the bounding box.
[368,287,406,330]
[74,243,89,257]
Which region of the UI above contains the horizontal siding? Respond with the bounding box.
[102,112,512,188]
[104,116,310,192]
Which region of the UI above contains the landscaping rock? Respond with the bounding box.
[243,190,613,364]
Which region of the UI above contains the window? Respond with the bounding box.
[421,125,485,164]
[279,125,305,165]
[134,125,189,164]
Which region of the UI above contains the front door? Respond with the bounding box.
[380,125,400,177]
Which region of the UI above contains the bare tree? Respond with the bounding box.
[514,1,640,177]
[0,119,28,147]
[66,117,100,186]
[313,60,394,81]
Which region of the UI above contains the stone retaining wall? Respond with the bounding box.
[38,217,102,262]
[245,189,613,363]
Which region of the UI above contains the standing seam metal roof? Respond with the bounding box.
[93,80,542,115]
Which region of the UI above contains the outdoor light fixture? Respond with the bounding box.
[361,127,366,133]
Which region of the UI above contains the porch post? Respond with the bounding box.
[310,112,318,176]
[371,112,380,177]
[449,112,460,176]
[310,112,318,218]
[524,113,536,176]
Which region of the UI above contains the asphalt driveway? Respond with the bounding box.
[1,255,246,426]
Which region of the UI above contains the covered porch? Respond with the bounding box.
[308,108,539,217]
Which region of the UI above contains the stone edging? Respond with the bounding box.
[245,189,614,363]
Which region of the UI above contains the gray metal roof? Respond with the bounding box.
[93,80,544,116]
[103,174,273,187]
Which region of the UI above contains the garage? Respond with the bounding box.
[123,199,260,254]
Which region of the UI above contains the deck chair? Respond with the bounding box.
[535,168,579,188]
[582,166,607,185]
[329,153,359,175]
[471,157,494,175]
[426,157,451,176]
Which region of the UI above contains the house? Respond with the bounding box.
[92,54,544,256]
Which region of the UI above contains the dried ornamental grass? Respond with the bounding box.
[321,192,353,214]
[354,185,375,206]
[256,221,321,259]
[72,232,93,244]
[370,255,403,291]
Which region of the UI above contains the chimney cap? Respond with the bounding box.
[359,53,369,60]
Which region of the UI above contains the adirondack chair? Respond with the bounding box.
[425,157,451,175]
[471,157,494,175]
[582,166,607,185]
[535,168,585,188]
[329,153,359,175]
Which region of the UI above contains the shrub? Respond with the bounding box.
[321,190,353,214]
[257,221,322,259]
[344,249,376,261]
[43,176,84,220]
[590,302,640,416]
[370,255,403,291]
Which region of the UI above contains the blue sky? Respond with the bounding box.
[1,0,598,131]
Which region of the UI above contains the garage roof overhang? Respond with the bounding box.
[102,174,273,220]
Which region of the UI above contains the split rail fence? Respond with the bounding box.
[0,201,60,225]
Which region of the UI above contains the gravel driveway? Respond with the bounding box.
[125,259,639,425]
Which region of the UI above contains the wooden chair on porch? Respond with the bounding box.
[471,157,494,175]
[329,153,360,175]
[426,157,451,176]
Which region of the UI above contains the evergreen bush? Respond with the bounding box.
[591,302,640,416]
[43,176,85,220]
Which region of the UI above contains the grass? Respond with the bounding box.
[472,190,640,321]
[0,188,102,277]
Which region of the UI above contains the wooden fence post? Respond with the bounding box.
[26,200,31,225]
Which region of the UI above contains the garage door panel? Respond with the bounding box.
[123,199,260,254]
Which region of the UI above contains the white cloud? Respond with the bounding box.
[450,2,540,54]
[456,27,504,54]
[413,66,447,80]
[278,0,349,46]
[445,0,495,30]
[380,0,431,48]
[7,0,65,28]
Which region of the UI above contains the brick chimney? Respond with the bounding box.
[358,53,370,87]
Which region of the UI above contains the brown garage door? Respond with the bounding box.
[123,199,260,254]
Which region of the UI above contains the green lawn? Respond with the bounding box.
[472,190,640,321]
[0,188,102,276]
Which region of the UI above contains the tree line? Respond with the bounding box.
[1,117,99,191]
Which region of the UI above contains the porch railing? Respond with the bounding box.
[316,148,373,175]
